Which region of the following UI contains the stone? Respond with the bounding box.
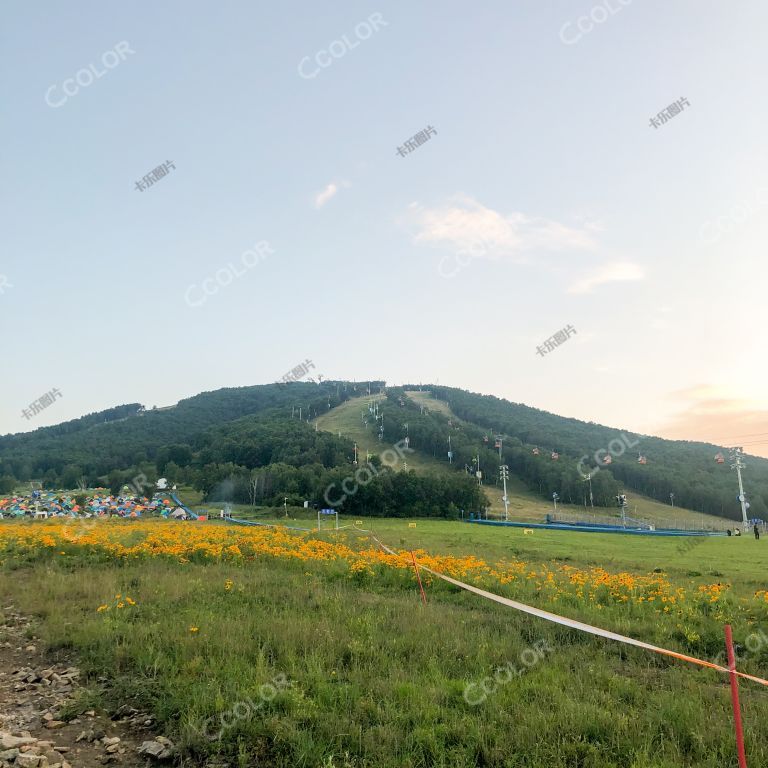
[1,735,37,749]
[138,740,170,758]
[102,736,120,746]
[0,749,19,761]
[16,754,44,767]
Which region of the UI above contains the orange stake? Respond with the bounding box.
[725,624,748,768]
[410,550,427,605]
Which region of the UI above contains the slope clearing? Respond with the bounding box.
[315,391,731,529]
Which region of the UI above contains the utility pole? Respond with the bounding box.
[669,493,674,508]
[730,447,750,531]
[586,473,594,508]
[552,492,559,515]
[353,442,358,465]
[448,435,452,464]
[499,465,510,521]
[284,496,288,518]
[475,453,482,485]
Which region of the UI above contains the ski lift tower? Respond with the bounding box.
[499,465,510,521]
[729,446,750,532]
[617,493,628,527]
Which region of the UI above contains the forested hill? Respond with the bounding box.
[0,381,376,483]
[1,379,766,522]
[421,385,768,520]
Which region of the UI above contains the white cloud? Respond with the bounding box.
[408,195,598,262]
[567,261,644,294]
[313,180,350,209]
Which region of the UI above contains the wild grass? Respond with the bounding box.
[1,519,768,767]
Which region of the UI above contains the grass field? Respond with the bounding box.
[2,517,768,767]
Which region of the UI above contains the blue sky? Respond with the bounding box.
[3,0,768,455]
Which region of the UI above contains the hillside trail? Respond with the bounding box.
[0,605,174,768]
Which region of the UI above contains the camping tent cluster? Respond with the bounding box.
[0,491,194,520]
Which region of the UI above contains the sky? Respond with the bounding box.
[3,0,768,457]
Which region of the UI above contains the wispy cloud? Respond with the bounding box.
[655,385,768,459]
[313,180,349,209]
[408,195,599,262]
[567,261,644,294]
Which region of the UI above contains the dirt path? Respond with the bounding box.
[0,604,173,768]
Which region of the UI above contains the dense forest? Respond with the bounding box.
[0,382,483,518]
[422,385,768,521]
[1,380,764,521]
[0,382,364,484]
[375,387,624,508]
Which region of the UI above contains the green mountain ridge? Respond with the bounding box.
[0,381,763,521]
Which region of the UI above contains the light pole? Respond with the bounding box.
[669,493,674,508]
[284,497,288,518]
[499,465,509,521]
[585,473,594,508]
[730,447,750,531]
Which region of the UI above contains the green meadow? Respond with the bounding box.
[2,516,768,767]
